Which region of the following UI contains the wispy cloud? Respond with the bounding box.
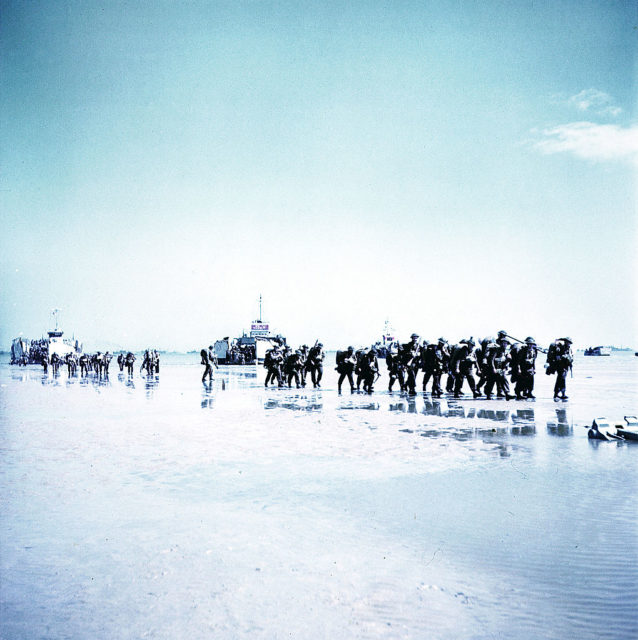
[534,122,638,162]
[566,89,622,117]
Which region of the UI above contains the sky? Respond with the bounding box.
[1,0,636,352]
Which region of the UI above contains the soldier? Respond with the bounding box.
[336,346,357,393]
[103,351,112,375]
[79,353,89,376]
[117,352,125,371]
[446,341,459,393]
[402,333,421,395]
[422,338,447,396]
[285,349,303,388]
[475,338,492,394]
[450,338,481,398]
[485,338,513,400]
[125,351,136,376]
[354,347,369,391]
[50,352,61,375]
[515,337,538,399]
[546,337,573,400]
[307,342,325,388]
[361,348,380,393]
[94,352,104,377]
[264,345,284,388]
[66,352,77,376]
[298,345,309,387]
[201,345,218,382]
[386,342,405,392]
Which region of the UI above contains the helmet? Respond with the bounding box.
[525,336,536,344]
[347,345,354,351]
[438,337,447,344]
[562,337,573,344]
[410,333,419,339]
[497,330,507,338]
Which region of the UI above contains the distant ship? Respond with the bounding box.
[10,309,82,365]
[213,297,286,365]
[584,346,612,356]
[371,319,396,358]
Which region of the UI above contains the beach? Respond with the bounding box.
[1,353,637,639]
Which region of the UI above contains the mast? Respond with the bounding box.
[259,295,262,322]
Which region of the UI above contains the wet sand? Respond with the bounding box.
[1,354,637,639]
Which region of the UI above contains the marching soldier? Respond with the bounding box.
[307,342,325,388]
[515,337,538,399]
[546,337,573,400]
[336,346,357,393]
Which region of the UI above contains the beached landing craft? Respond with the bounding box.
[214,297,286,365]
[584,346,612,356]
[10,309,82,365]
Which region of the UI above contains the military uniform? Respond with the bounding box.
[547,337,573,400]
[361,349,380,393]
[450,339,481,398]
[515,337,538,399]
[336,347,357,393]
[402,334,421,395]
[307,343,325,388]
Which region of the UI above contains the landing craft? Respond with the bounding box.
[10,309,82,364]
[214,297,286,365]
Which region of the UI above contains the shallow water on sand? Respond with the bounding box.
[1,353,637,639]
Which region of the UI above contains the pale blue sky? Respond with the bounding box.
[1,1,636,351]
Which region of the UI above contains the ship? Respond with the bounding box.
[10,309,82,365]
[584,346,612,356]
[371,319,396,358]
[213,297,286,365]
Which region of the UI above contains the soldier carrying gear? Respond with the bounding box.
[307,342,325,388]
[515,337,538,399]
[264,345,284,388]
[201,345,219,383]
[401,333,421,395]
[546,337,573,401]
[284,349,304,388]
[361,348,380,394]
[450,338,482,398]
[125,351,136,376]
[336,346,357,393]
[386,342,404,392]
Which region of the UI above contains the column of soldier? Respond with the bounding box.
[43,349,160,378]
[257,332,574,401]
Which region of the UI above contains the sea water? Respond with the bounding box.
[1,353,637,639]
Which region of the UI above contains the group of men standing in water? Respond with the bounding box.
[263,342,326,389]
[200,331,573,401]
[335,331,573,400]
[42,349,159,378]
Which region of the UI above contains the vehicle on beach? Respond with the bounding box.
[10,309,82,365]
[584,346,611,356]
[588,416,638,441]
[214,297,286,365]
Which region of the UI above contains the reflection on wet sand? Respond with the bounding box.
[265,394,324,412]
[547,408,573,436]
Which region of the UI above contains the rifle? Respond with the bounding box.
[504,332,548,355]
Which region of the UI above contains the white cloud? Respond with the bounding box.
[567,89,622,117]
[534,121,638,162]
